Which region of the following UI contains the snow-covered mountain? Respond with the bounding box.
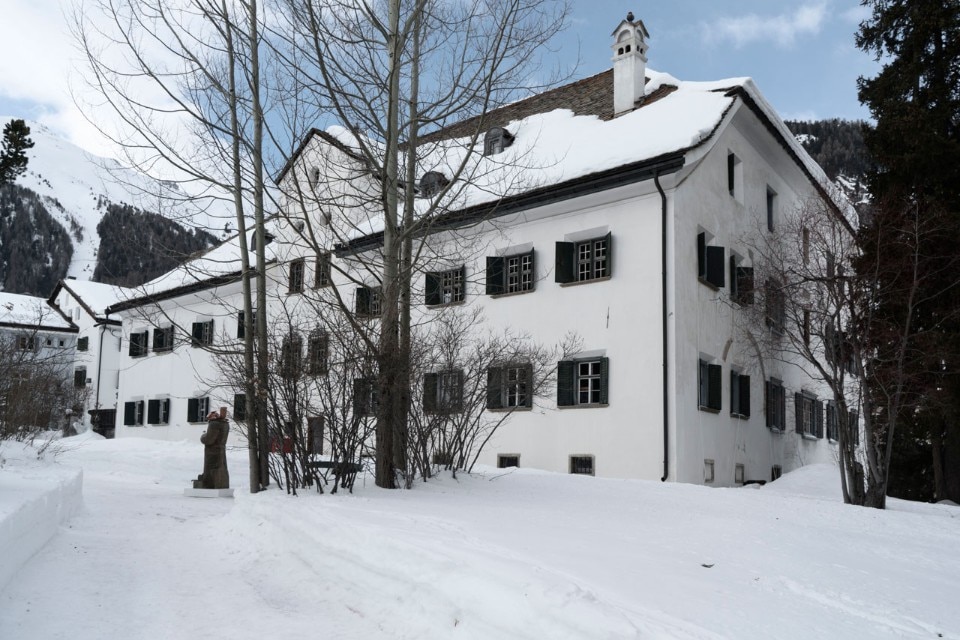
[4,117,230,283]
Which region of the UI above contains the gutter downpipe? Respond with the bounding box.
[655,171,669,482]
[93,323,106,427]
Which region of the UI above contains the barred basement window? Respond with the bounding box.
[234,393,246,422]
[555,233,612,284]
[794,392,823,438]
[147,398,170,425]
[697,231,725,288]
[487,364,532,410]
[497,454,520,468]
[486,250,535,295]
[129,331,149,357]
[307,331,328,375]
[288,258,305,294]
[425,266,465,306]
[730,370,750,418]
[152,326,174,353]
[698,359,722,412]
[314,252,331,288]
[187,397,210,423]
[356,286,382,317]
[352,378,378,417]
[765,378,786,431]
[77,336,89,351]
[569,455,594,476]
[557,357,609,407]
[423,370,464,414]
[191,320,214,347]
[123,400,144,426]
[74,367,87,388]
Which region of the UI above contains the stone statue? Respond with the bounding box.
[193,407,230,490]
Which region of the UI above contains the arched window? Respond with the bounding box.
[419,171,449,198]
[483,127,515,157]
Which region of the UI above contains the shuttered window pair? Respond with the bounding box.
[191,320,214,347]
[795,392,824,438]
[423,371,463,414]
[147,399,170,425]
[765,379,786,431]
[487,364,533,409]
[425,267,465,306]
[486,250,534,295]
[187,397,209,423]
[557,358,609,407]
[730,371,750,418]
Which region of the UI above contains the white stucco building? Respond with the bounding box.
[102,14,857,486]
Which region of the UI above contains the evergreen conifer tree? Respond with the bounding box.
[0,119,35,184]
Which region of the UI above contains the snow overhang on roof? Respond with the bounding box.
[0,292,76,332]
[49,279,131,322]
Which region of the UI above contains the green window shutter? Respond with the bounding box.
[486,257,505,295]
[555,242,575,283]
[147,399,160,425]
[356,287,370,315]
[557,360,575,406]
[707,363,722,410]
[794,392,803,433]
[161,399,170,424]
[187,398,199,423]
[729,371,738,414]
[523,364,534,408]
[486,367,502,409]
[123,401,136,426]
[736,267,754,304]
[423,373,438,413]
[425,272,441,305]
[234,394,246,421]
[697,232,706,278]
[706,246,726,288]
[599,356,610,405]
[739,375,751,418]
[729,256,738,299]
[603,232,613,278]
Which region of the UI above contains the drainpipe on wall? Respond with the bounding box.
[93,323,106,425]
[655,171,670,482]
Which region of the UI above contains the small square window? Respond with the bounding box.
[497,454,520,469]
[569,455,594,476]
[704,459,715,483]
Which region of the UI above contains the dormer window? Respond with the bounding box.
[419,171,449,198]
[250,231,275,251]
[483,127,515,157]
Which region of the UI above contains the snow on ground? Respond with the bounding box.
[1,436,958,639]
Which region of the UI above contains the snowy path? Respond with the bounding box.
[2,437,959,639]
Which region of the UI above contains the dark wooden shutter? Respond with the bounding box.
[234,394,246,421]
[352,379,365,416]
[815,400,824,438]
[778,386,786,430]
[425,272,441,305]
[147,399,160,425]
[697,232,706,278]
[356,287,371,315]
[187,398,199,423]
[486,367,502,409]
[739,375,751,417]
[706,246,726,288]
[77,337,89,351]
[555,242,575,283]
[124,401,136,426]
[191,322,204,346]
[707,363,722,410]
[736,267,754,304]
[794,392,803,433]
[237,311,245,339]
[603,232,613,278]
[599,357,610,405]
[523,364,534,408]
[485,257,505,295]
[557,360,576,406]
[423,373,438,413]
[765,381,773,427]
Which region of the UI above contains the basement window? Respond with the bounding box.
[569,455,595,476]
[497,454,520,468]
[704,459,715,483]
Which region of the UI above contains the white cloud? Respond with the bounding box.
[704,2,828,49]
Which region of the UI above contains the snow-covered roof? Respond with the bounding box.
[285,68,845,248]
[0,292,74,330]
[54,280,131,318]
[107,222,279,312]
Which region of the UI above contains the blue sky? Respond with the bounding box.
[0,0,878,157]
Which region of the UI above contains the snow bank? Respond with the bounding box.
[0,441,83,590]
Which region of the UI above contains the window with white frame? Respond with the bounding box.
[307,331,328,376]
[425,266,465,306]
[794,392,823,438]
[487,364,532,409]
[147,398,170,425]
[698,358,722,412]
[486,250,534,295]
[555,233,612,284]
[356,286,382,317]
[288,258,305,294]
[314,253,331,288]
[123,400,144,426]
[187,397,210,423]
[557,357,609,407]
[191,320,214,347]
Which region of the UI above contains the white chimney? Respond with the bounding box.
[611,12,650,116]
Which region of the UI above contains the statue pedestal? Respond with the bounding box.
[183,488,235,498]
